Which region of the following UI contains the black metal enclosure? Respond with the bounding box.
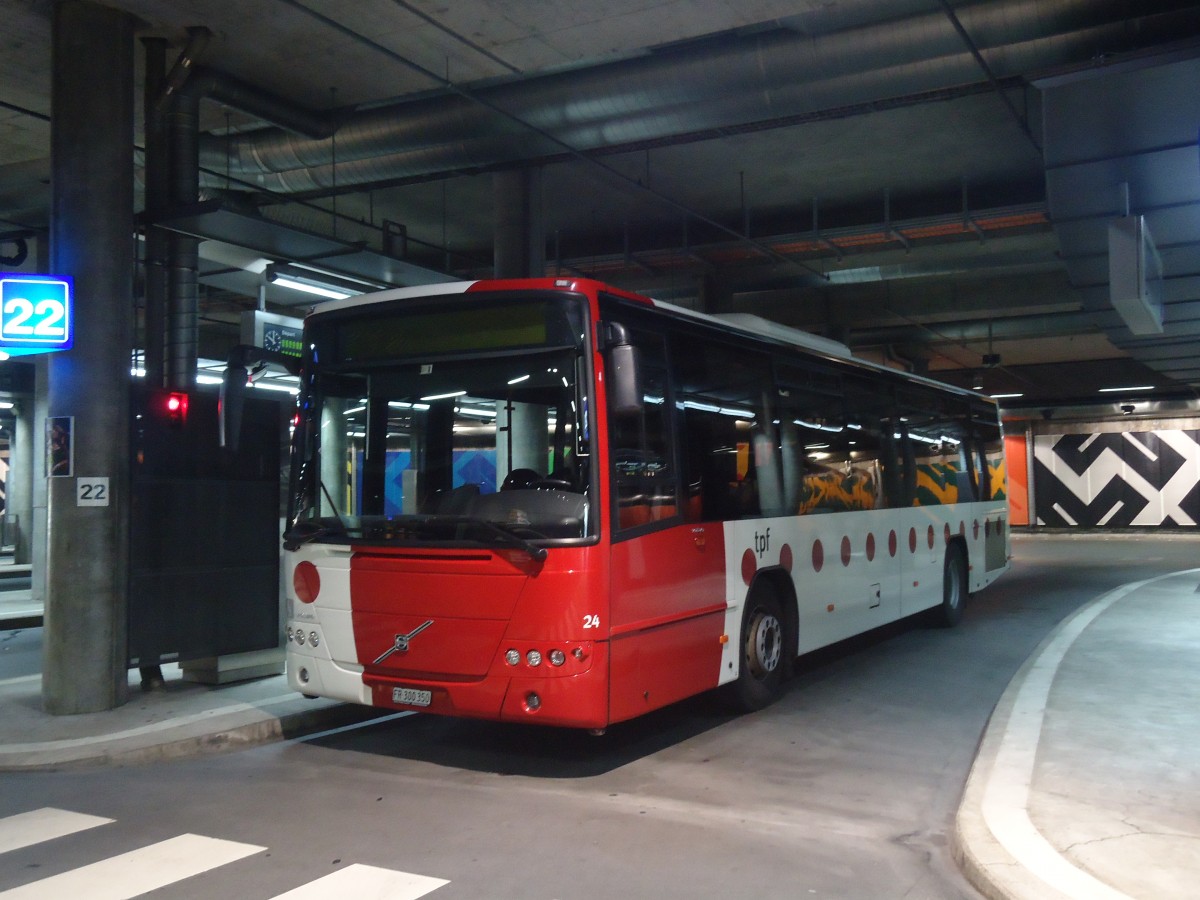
[127,386,285,668]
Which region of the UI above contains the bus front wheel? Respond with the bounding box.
[729,584,787,712]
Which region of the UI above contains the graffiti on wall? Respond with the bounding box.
[1033,430,1200,527]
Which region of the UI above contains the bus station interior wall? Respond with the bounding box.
[1006,417,1200,528]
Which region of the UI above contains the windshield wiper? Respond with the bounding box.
[380,514,548,561]
[283,516,353,551]
[284,513,549,561]
[284,520,332,551]
[444,515,549,562]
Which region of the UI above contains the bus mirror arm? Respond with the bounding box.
[220,345,301,452]
[601,322,643,416]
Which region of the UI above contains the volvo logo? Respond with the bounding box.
[373,620,433,664]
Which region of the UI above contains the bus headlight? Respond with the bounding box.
[505,649,520,666]
[526,649,542,667]
[549,649,566,666]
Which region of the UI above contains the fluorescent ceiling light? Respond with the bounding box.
[456,405,496,418]
[795,418,844,433]
[1098,385,1154,393]
[251,381,299,394]
[421,390,467,401]
[265,263,382,301]
[270,275,353,300]
[990,392,1024,400]
[507,374,530,384]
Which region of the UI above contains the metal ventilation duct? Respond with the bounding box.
[198,1,1196,194]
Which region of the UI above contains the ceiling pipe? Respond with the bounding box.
[182,66,341,140]
[155,26,210,112]
[156,27,338,140]
[194,1,1195,194]
[848,310,1097,347]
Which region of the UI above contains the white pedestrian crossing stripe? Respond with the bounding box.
[0,808,449,899]
[0,833,265,899]
[0,808,112,855]
[269,863,449,899]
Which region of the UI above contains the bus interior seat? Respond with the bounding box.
[501,468,539,490]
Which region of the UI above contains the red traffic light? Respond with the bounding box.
[165,391,189,424]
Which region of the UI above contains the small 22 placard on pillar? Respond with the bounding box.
[76,477,110,507]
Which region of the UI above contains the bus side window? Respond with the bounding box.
[897,388,972,507]
[676,340,775,521]
[608,329,677,532]
[776,368,888,514]
[973,400,1004,501]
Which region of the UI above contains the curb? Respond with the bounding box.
[951,574,1187,900]
[0,699,383,772]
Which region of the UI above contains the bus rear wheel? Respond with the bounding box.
[930,541,967,628]
[729,585,787,712]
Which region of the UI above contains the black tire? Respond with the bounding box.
[728,583,788,711]
[930,541,967,628]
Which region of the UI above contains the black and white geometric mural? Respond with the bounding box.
[1033,430,1200,527]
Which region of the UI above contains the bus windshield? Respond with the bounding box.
[287,293,594,549]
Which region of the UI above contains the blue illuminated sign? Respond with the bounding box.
[0,275,73,357]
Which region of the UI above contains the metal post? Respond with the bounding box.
[9,397,33,564]
[142,37,168,389]
[493,168,544,278]
[165,86,199,391]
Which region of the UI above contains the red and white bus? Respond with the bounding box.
[277,277,1009,728]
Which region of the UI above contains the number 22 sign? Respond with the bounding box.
[0,275,73,356]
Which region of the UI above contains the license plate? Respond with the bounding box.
[392,687,432,708]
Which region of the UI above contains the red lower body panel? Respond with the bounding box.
[608,607,725,724]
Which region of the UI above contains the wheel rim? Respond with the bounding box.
[746,610,783,679]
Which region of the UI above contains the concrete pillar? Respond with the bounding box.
[494,168,544,279]
[43,1,135,714]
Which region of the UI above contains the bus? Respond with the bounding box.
[267,277,1009,729]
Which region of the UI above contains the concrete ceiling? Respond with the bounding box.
[3,0,1200,412]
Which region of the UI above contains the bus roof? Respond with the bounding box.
[303,277,994,406]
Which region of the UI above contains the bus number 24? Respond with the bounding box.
[583,614,601,629]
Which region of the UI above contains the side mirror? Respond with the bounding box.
[219,360,248,452]
[219,345,303,452]
[604,322,643,416]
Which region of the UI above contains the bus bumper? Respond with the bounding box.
[363,641,611,730]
